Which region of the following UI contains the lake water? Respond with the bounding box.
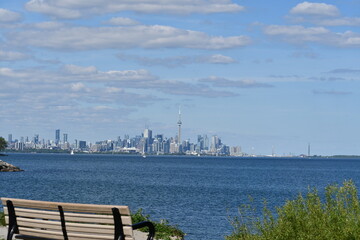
[1,153,360,240]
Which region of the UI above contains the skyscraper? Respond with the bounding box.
[177,107,182,145]
[55,129,60,145]
[143,128,153,153]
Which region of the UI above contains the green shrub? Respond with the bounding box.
[131,209,185,240]
[0,211,5,226]
[226,180,360,240]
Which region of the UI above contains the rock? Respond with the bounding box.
[0,160,23,172]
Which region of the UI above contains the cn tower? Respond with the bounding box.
[177,107,182,145]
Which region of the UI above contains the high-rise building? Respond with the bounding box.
[230,146,242,156]
[55,129,60,144]
[143,128,152,139]
[177,107,182,145]
[79,141,86,150]
[8,134,12,143]
[143,128,153,153]
[33,134,39,144]
[63,133,68,143]
[210,135,221,152]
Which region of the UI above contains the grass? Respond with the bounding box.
[226,180,360,240]
[132,209,185,240]
[0,211,4,226]
[0,211,4,240]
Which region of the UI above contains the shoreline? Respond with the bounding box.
[4,151,360,159]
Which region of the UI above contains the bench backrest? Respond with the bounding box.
[1,197,135,240]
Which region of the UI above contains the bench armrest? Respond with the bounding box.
[132,221,155,240]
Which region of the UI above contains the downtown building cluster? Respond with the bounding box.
[5,129,243,156]
[4,111,243,156]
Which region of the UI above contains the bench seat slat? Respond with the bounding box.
[4,207,132,225]
[18,227,135,240]
[18,227,63,239]
[1,198,130,215]
[8,217,134,238]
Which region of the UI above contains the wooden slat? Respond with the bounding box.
[18,227,129,240]
[9,217,134,238]
[66,223,133,237]
[4,207,132,225]
[1,198,130,215]
[16,217,61,231]
[18,227,63,239]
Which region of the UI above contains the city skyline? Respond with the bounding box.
[5,125,240,156]
[1,1,359,156]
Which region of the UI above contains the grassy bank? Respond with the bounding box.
[132,209,185,240]
[226,180,360,240]
[0,211,4,226]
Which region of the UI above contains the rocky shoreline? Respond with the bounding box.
[0,160,23,172]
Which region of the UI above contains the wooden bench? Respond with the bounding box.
[1,198,155,240]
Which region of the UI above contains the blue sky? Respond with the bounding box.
[0,0,359,156]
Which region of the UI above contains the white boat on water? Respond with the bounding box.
[70,150,74,155]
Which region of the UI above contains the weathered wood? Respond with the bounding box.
[1,197,137,240]
[4,206,132,225]
[1,198,130,215]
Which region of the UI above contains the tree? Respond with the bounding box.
[0,137,7,152]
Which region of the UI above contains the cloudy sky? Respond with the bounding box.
[1,0,359,156]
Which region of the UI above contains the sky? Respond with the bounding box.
[0,0,359,156]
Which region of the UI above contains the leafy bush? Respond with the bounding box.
[226,180,360,240]
[0,211,5,226]
[132,209,185,240]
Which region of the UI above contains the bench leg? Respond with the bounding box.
[6,200,19,240]
[58,206,68,240]
[112,208,125,240]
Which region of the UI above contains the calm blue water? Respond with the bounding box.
[1,153,360,240]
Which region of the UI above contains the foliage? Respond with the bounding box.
[0,137,7,152]
[132,209,185,240]
[226,180,360,240]
[0,211,5,226]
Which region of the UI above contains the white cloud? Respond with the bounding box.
[0,8,22,22]
[207,54,236,64]
[265,25,329,36]
[328,69,360,74]
[93,105,114,111]
[70,82,87,92]
[200,76,273,88]
[104,87,124,94]
[290,2,340,17]
[264,25,360,47]
[313,90,352,95]
[63,64,98,75]
[316,18,360,26]
[33,21,66,29]
[288,2,360,26]
[7,25,251,50]
[104,17,139,26]
[25,0,244,18]
[0,50,28,61]
[25,1,81,19]
[0,67,28,78]
[117,53,236,67]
